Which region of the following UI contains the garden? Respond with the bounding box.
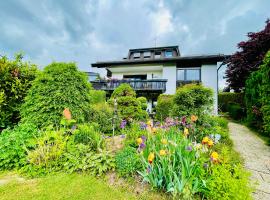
[0,55,254,199]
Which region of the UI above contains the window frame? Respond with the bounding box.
[177,68,201,82]
[165,50,173,58]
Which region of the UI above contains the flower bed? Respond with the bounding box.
[117,116,253,199]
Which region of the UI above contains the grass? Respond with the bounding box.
[0,173,165,200]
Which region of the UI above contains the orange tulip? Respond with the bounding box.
[63,108,71,120]
[191,115,198,122]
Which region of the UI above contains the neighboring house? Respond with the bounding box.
[85,72,99,81]
[91,46,228,114]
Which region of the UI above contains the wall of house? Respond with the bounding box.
[201,64,218,115]
[108,65,163,80]
[162,64,177,95]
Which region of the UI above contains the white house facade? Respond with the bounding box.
[91,46,228,115]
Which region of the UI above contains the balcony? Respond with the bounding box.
[176,80,201,88]
[91,79,167,93]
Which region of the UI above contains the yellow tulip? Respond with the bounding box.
[161,139,168,145]
[207,139,214,147]
[136,138,143,145]
[148,152,155,164]
[202,137,209,144]
[184,128,189,136]
[211,151,219,162]
[159,149,166,156]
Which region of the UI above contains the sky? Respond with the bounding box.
[0,0,269,88]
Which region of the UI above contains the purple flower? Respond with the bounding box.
[120,120,127,129]
[138,142,146,152]
[155,121,160,126]
[139,122,147,130]
[71,125,77,131]
[141,135,147,142]
[186,145,193,152]
[203,163,209,169]
[120,134,126,138]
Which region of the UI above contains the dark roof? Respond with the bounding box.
[92,54,230,68]
[129,45,180,56]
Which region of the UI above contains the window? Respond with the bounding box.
[177,68,201,81]
[165,50,173,58]
[133,52,140,59]
[154,52,161,59]
[186,69,200,81]
[143,51,151,58]
[177,69,185,81]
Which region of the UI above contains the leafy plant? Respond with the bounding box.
[139,128,208,198]
[204,164,253,200]
[0,122,39,170]
[0,54,37,128]
[155,94,174,121]
[115,146,142,177]
[218,92,244,112]
[73,123,104,151]
[171,84,213,119]
[20,62,93,128]
[88,103,116,134]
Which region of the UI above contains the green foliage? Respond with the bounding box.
[89,90,106,104]
[172,84,213,119]
[155,94,174,121]
[111,83,136,98]
[204,164,253,200]
[20,62,92,128]
[0,123,39,170]
[259,51,270,135]
[73,123,104,151]
[115,146,142,177]
[88,103,115,134]
[245,71,263,129]
[218,92,244,112]
[27,130,66,168]
[109,84,148,121]
[0,54,37,128]
[23,124,113,177]
[60,147,115,176]
[137,96,148,110]
[227,103,245,120]
[139,128,208,198]
[245,51,270,135]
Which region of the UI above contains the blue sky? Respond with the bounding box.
[0,0,269,87]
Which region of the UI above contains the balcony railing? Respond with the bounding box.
[91,79,167,92]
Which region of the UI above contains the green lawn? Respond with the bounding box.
[0,173,164,200]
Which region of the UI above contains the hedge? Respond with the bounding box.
[218,92,244,112]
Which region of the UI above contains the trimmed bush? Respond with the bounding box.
[20,62,92,128]
[0,54,37,128]
[218,92,244,112]
[155,94,174,121]
[137,97,148,110]
[109,84,148,121]
[171,84,213,118]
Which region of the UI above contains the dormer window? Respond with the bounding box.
[143,51,151,59]
[133,52,140,59]
[154,52,161,59]
[165,50,173,58]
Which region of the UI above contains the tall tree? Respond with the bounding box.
[225,19,270,92]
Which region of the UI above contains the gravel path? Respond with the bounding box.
[229,122,270,200]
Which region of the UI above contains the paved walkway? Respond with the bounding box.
[229,122,270,200]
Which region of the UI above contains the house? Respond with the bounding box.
[91,46,228,114]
